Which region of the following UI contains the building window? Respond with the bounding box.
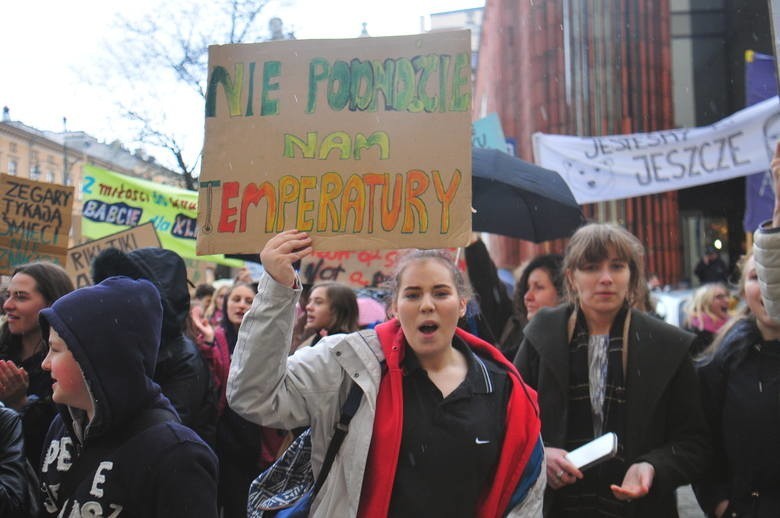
[9,142,17,153]
[30,164,41,180]
[47,170,55,183]
[8,159,17,176]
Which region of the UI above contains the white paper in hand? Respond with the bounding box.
[564,432,618,471]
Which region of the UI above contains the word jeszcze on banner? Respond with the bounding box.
[533,96,780,204]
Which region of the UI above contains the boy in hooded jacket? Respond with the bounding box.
[37,276,218,517]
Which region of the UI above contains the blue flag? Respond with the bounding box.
[744,51,779,232]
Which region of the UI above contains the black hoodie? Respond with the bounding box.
[38,276,218,517]
[91,247,217,445]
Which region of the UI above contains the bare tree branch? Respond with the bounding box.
[94,0,286,189]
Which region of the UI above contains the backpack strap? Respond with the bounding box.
[310,381,363,495]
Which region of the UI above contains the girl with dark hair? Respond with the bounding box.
[227,230,545,516]
[296,280,359,350]
[0,261,73,469]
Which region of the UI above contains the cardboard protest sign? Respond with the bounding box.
[0,174,74,274]
[198,30,472,254]
[473,113,508,152]
[65,222,161,288]
[80,164,242,267]
[300,248,465,288]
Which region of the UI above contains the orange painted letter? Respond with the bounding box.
[401,170,429,233]
[317,173,343,231]
[432,169,461,233]
[276,176,300,231]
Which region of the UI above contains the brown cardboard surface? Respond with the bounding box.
[0,174,74,274]
[198,30,472,254]
[65,222,161,288]
[299,247,465,288]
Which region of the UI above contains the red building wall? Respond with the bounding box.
[474,0,682,285]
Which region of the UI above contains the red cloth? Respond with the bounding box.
[196,327,231,415]
[358,319,541,517]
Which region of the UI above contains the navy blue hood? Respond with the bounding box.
[39,276,168,439]
[90,247,190,341]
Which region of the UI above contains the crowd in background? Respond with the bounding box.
[0,150,779,517]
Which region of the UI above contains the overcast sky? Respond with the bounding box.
[1,0,483,170]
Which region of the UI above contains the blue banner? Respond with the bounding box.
[744,51,778,232]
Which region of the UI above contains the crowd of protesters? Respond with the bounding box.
[3,155,780,517]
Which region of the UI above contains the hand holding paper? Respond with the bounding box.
[545,447,583,490]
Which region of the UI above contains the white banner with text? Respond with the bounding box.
[533,96,780,204]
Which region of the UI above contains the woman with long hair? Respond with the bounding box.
[684,283,730,357]
[227,230,546,516]
[295,280,359,350]
[0,261,73,468]
[694,253,780,518]
[514,223,709,517]
[465,235,563,360]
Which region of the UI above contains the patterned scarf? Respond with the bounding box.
[553,305,629,517]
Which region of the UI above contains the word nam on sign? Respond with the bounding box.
[215,170,462,235]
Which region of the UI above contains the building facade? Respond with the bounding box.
[475,0,773,287]
[0,107,187,246]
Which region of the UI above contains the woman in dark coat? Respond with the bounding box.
[694,253,780,518]
[465,234,563,360]
[514,223,710,517]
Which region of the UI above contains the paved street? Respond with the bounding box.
[678,485,705,518]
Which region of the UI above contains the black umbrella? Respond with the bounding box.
[471,147,585,242]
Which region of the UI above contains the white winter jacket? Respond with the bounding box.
[753,221,780,321]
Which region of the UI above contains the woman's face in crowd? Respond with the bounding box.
[227,285,255,327]
[215,288,227,311]
[305,286,333,332]
[523,268,559,320]
[3,273,48,336]
[743,256,780,333]
[568,246,631,320]
[392,258,466,359]
[708,286,730,320]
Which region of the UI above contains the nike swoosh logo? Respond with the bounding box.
[475,438,490,445]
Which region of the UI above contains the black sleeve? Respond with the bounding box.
[154,336,216,443]
[513,337,540,391]
[155,441,219,518]
[691,357,730,515]
[636,356,711,496]
[0,408,31,517]
[464,238,514,340]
